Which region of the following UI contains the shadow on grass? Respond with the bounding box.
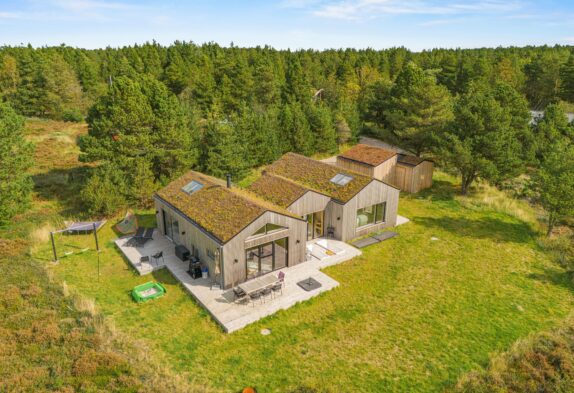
[414,215,536,244]
[528,267,574,294]
[32,167,90,218]
[408,180,458,202]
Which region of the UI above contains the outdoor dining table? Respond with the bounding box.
[238,273,279,294]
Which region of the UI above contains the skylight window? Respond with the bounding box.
[330,173,353,186]
[182,180,204,195]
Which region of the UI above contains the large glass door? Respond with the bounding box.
[313,211,324,239]
[162,210,180,244]
[305,211,324,240]
[171,219,180,244]
[245,238,288,280]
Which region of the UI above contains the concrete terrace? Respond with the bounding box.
[115,231,361,333]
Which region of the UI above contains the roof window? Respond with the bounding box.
[330,173,353,186]
[182,180,204,195]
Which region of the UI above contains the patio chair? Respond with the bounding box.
[139,255,150,269]
[233,287,248,304]
[271,282,283,298]
[277,271,285,287]
[151,251,164,266]
[249,290,262,307]
[261,286,273,302]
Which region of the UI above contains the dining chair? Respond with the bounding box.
[249,290,262,307]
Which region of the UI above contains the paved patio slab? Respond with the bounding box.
[115,234,361,333]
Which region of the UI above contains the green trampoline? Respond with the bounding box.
[132,282,166,303]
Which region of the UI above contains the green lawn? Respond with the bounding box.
[35,175,574,392]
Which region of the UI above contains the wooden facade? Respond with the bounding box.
[394,161,433,193]
[221,211,306,289]
[323,180,399,241]
[336,147,433,194]
[336,155,397,185]
[153,153,402,290]
[155,196,306,289]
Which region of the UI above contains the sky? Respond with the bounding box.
[0,0,573,51]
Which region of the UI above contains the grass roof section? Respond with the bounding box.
[338,144,397,166]
[156,171,298,243]
[248,173,309,208]
[265,152,374,203]
[397,154,428,166]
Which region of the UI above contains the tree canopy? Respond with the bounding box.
[0,102,33,223]
[439,82,528,194]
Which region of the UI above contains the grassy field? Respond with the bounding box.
[0,119,206,392]
[13,119,574,392]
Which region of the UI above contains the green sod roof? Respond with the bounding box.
[156,171,299,243]
[264,152,374,203]
[248,173,309,208]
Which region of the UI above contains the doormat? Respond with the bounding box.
[297,277,322,291]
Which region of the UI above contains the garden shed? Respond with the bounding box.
[336,144,433,193]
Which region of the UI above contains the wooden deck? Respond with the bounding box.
[115,233,361,333]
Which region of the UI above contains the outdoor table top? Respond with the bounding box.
[238,274,279,294]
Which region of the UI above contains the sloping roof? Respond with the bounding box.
[397,154,427,166]
[248,173,309,208]
[338,144,397,166]
[156,171,299,243]
[265,152,375,203]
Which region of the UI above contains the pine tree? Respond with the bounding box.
[385,62,454,156]
[307,103,337,153]
[280,102,314,156]
[81,75,196,203]
[532,103,574,160]
[533,141,574,236]
[201,117,249,180]
[0,102,33,223]
[560,53,574,103]
[439,81,524,194]
[0,55,19,100]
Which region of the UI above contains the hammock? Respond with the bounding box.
[115,211,138,234]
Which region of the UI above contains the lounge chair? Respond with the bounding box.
[134,227,145,238]
[136,228,155,247]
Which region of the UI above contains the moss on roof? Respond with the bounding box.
[156,171,299,243]
[248,173,309,208]
[265,153,373,203]
[338,144,397,166]
[397,154,428,166]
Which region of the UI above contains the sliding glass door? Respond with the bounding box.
[162,210,180,244]
[245,237,288,280]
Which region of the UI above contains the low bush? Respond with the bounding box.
[455,314,574,393]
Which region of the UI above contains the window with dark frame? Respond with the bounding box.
[248,223,287,239]
[356,202,386,228]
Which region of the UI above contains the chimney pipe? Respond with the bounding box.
[226,174,231,188]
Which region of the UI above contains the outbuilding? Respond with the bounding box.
[336,144,433,193]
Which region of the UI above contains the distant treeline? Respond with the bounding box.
[0,42,573,224]
[1,42,573,123]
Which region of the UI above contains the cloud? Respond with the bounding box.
[50,0,135,12]
[0,12,23,19]
[286,0,524,21]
